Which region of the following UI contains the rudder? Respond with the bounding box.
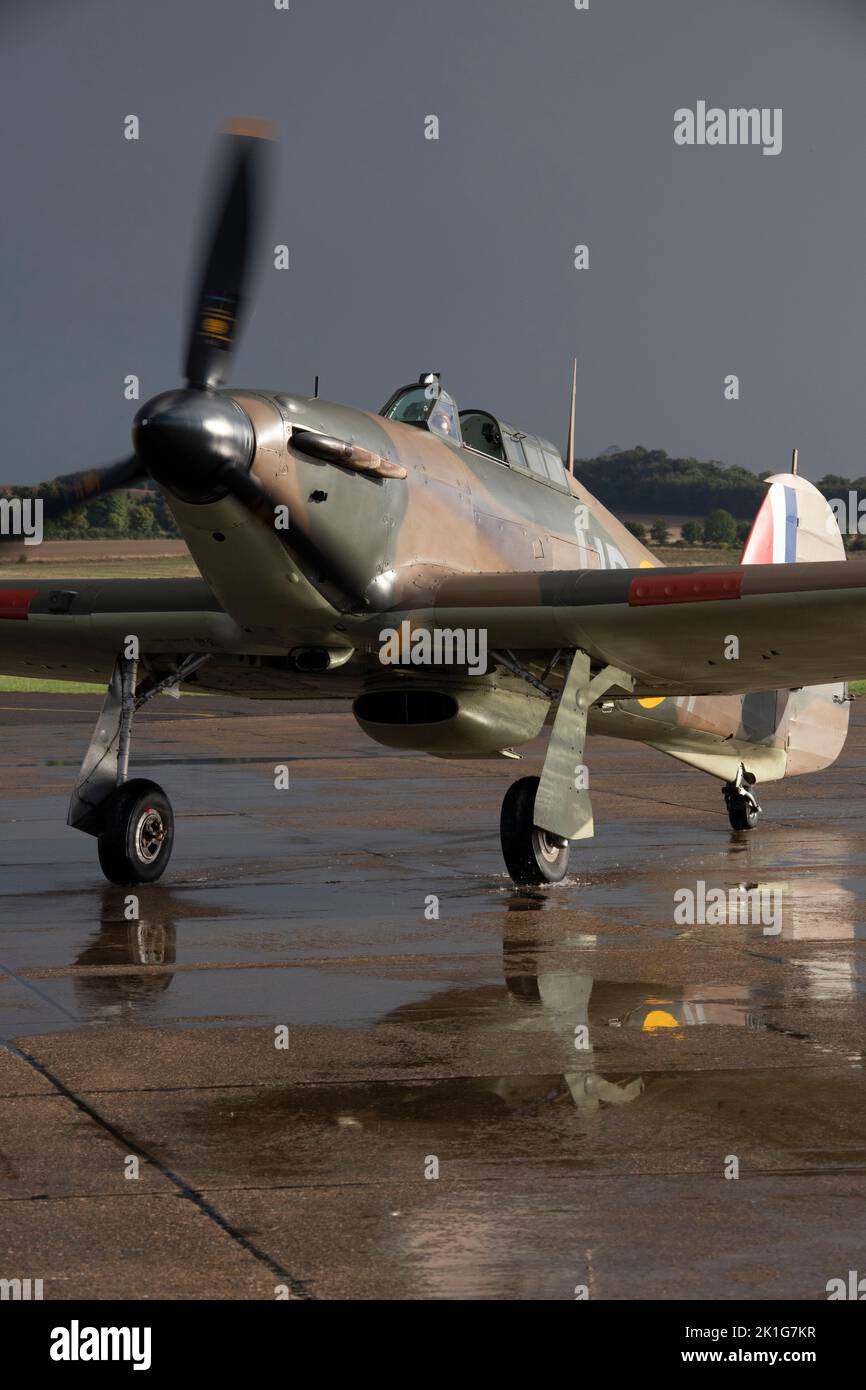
[741,471,848,774]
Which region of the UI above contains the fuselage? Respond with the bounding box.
[157,390,847,783]
[0,387,847,785]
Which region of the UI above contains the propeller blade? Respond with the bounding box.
[0,455,145,544]
[183,118,275,391]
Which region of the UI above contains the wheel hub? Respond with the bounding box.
[535,829,562,863]
[135,807,166,864]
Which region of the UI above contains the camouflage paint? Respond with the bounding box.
[0,392,853,785]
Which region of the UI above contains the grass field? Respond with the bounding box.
[654,546,736,566]
[2,539,736,583]
[0,676,105,693]
[0,557,200,580]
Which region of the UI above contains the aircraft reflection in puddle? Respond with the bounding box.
[677,876,863,1000]
[72,888,179,1018]
[783,877,860,942]
[503,951,769,1046]
[672,877,860,940]
[69,890,643,1112]
[69,886,241,1020]
[609,990,766,1033]
[68,875,861,1036]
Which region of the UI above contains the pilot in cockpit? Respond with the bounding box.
[380,373,462,444]
[430,398,456,437]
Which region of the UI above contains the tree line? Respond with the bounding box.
[4,447,866,544]
[576,447,866,549]
[575,446,866,516]
[626,512,748,549]
[0,483,180,539]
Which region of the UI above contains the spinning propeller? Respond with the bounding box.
[4,120,280,538]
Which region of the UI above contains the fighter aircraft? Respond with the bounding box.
[0,122,861,887]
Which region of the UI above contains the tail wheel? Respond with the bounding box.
[722,765,761,832]
[97,778,175,885]
[500,775,570,885]
[725,794,759,831]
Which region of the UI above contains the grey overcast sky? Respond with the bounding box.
[2,0,865,485]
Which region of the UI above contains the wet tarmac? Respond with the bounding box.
[1,691,864,1299]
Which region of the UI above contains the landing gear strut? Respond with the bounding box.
[500,775,570,885]
[723,763,761,831]
[499,651,634,885]
[68,650,208,884]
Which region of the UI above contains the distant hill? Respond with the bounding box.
[573,448,769,518]
[572,447,866,520]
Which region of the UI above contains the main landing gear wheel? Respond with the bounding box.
[500,775,570,885]
[96,778,175,885]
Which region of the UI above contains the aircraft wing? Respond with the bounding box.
[9,559,866,699]
[420,559,866,697]
[0,578,275,683]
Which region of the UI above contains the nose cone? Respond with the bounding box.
[133,389,255,504]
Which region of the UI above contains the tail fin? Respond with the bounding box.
[740,473,845,565]
[740,472,849,775]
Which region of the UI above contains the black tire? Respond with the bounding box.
[500,775,570,885]
[725,792,758,831]
[97,779,174,885]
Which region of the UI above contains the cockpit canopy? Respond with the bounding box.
[461,410,568,487]
[381,374,461,444]
[379,373,570,490]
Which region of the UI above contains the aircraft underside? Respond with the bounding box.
[0,583,850,886]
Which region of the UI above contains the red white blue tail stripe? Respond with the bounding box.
[741,480,798,565]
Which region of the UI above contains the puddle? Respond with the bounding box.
[664,878,864,942]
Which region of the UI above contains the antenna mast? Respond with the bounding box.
[565,358,577,474]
